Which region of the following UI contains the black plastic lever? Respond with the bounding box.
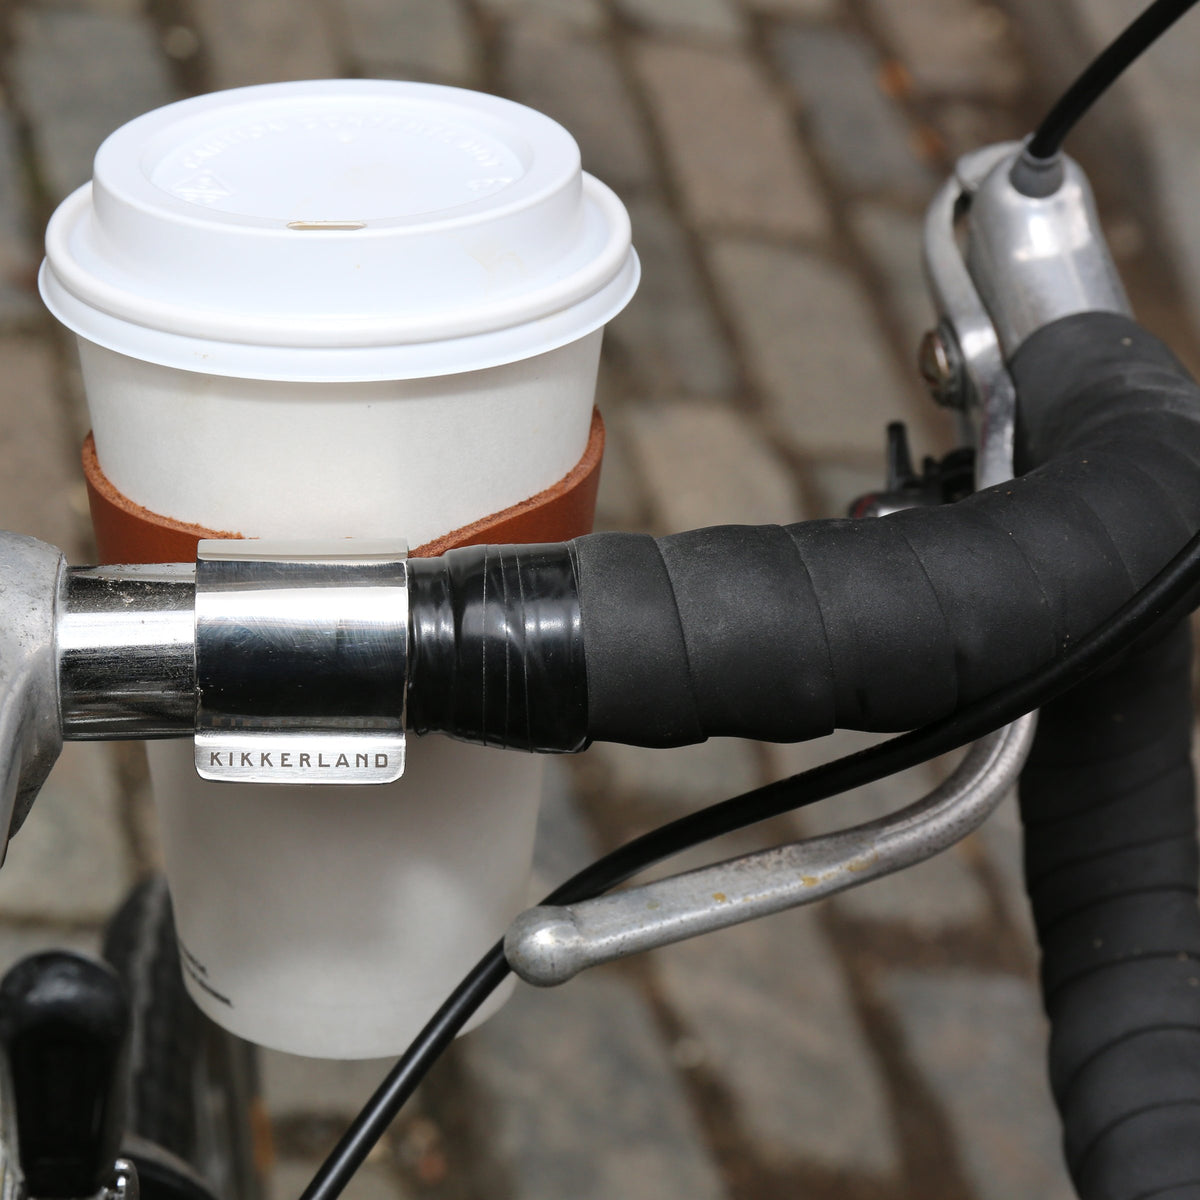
[0,951,131,1198]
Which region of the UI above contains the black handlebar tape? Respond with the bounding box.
[1020,622,1200,1200]
[574,313,1200,746]
[406,312,1200,752]
[1012,316,1200,1198]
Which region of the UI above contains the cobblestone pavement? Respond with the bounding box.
[1,1,1200,1198]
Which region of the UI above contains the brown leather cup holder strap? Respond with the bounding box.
[83,409,606,565]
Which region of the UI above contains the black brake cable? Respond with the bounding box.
[300,526,1200,1200]
[1027,0,1199,159]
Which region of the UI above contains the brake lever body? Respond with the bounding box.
[923,142,1130,486]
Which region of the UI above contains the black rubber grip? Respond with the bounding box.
[1010,315,1200,1199]
[1019,621,1200,1200]
[407,313,1200,755]
[574,314,1200,746]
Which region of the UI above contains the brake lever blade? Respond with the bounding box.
[506,713,1036,986]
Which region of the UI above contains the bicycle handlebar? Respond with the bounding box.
[407,312,1200,753]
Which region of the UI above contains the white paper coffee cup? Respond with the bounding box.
[40,79,637,1057]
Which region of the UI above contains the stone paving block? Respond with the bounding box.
[463,970,727,1200]
[607,198,739,397]
[634,40,827,239]
[54,344,94,446]
[40,0,144,14]
[614,0,745,42]
[0,742,132,924]
[120,745,165,876]
[865,0,1023,99]
[0,112,38,326]
[191,0,340,90]
[271,1159,410,1200]
[655,909,898,1173]
[768,731,989,933]
[1140,114,1200,338]
[474,0,608,34]
[743,0,840,14]
[0,336,89,560]
[260,1049,397,1118]
[932,98,1021,161]
[625,399,801,530]
[500,22,655,192]
[850,202,938,365]
[0,925,101,976]
[707,237,911,458]
[11,7,176,202]
[338,0,478,83]
[766,726,949,827]
[883,970,1076,1200]
[771,24,935,203]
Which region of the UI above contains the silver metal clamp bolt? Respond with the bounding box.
[918,322,967,410]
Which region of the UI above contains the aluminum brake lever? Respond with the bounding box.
[506,714,1037,986]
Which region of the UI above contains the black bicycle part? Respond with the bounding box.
[1009,311,1200,1198]
[847,424,975,517]
[122,1138,226,1200]
[103,876,266,1200]
[0,951,130,1198]
[1022,622,1200,1200]
[578,319,1200,746]
[407,314,1200,755]
[407,541,588,753]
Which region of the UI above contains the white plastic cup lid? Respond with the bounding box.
[39,79,639,382]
